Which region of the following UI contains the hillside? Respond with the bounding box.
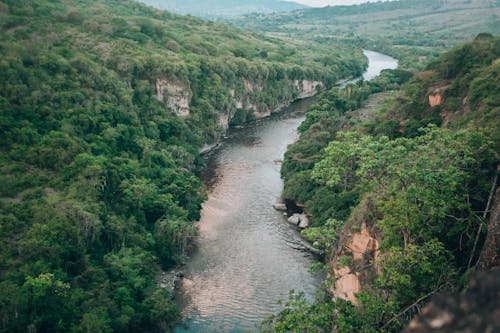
[234,0,500,69]
[264,34,499,332]
[0,0,365,331]
[138,0,307,19]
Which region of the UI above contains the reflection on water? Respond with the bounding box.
[175,51,398,333]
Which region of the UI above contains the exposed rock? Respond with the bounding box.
[428,94,442,107]
[218,114,229,130]
[254,109,271,119]
[243,79,255,92]
[403,268,500,333]
[428,85,448,107]
[287,213,301,225]
[273,203,287,211]
[298,213,310,229]
[156,269,184,296]
[294,79,323,99]
[329,224,380,304]
[155,78,191,116]
[348,225,379,261]
[332,266,361,304]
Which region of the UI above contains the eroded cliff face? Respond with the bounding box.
[330,223,380,304]
[156,79,191,117]
[155,77,323,128]
[294,79,323,99]
[426,84,472,127]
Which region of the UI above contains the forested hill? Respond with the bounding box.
[234,0,500,69]
[138,0,308,19]
[264,34,499,332]
[0,0,364,332]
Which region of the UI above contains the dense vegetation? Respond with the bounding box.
[234,0,500,70]
[138,0,307,19]
[265,35,499,332]
[0,0,366,332]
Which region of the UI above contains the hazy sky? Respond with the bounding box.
[284,0,395,7]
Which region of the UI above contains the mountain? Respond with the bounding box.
[137,0,308,19]
[234,0,500,69]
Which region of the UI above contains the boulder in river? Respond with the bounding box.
[273,203,287,211]
[287,213,301,225]
[298,214,310,229]
[287,213,310,228]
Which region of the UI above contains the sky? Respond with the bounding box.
[283,0,396,7]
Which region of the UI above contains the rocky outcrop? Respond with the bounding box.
[294,79,323,99]
[333,266,361,304]
[330,224,379,303]
[155,79,191,116]
[218,114,229,130]
[348,225,379,261]
[428,92,442,107]
[156,76,324,129]
[428,85,449,107]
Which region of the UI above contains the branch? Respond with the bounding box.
[468,172,498,269]
[381,289,438,329]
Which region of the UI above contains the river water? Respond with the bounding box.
[175,50,398,333]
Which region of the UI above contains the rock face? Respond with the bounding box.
[330,224,379,304]
[349,226,379,261]
[156,76,324,130]
[403,268,500,333]
[294,79,323,99]
[156,78,191,117]
[332,266,361,304]
[428,85,448,107]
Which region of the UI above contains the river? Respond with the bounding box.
[175,50,398,333]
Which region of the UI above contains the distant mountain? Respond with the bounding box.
[137,0,308,18]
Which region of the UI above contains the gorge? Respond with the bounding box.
[175,50,398,333]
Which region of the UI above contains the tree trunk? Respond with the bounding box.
[477,186,500,270]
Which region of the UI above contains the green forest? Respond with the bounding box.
[0,0,365,332]
[264,34,499,333]
[1,0,499,332]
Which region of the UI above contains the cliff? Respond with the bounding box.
[155,76,324,128]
